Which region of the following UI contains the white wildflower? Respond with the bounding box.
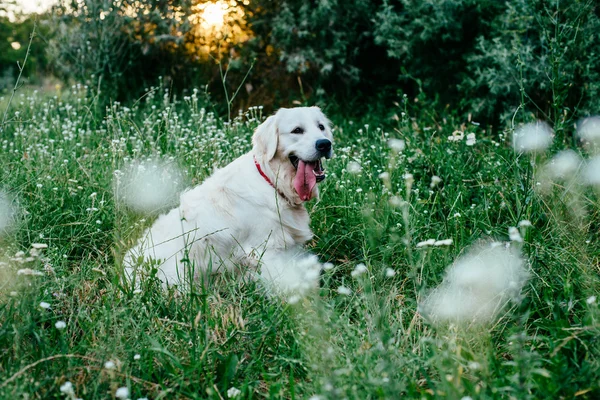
[576,116,600,143]
[430,175,442,188]
[337,286,352,296]
[513,121,553,153]
[60,381,75,396]
[587,296,596,305]
[31,243,48,249]
[518,220,532,228]
[39,301,51,309]
[346,161,362,174]
[385,268,396,277]
[0,191,16,234]
[420,242,529,324]
[434,239,453,246]
[403,173,414,185]
[351,263,368,278]
[104,360,116,370]
[227,387,241,398]
[544,150,581,180]
[323,262,334,271]
[416,239,436,248]
[583,156,600,185]
[378,172,390,180]
[508,227,523,242]
[55,321,67,330]
[448,131,464,142]
[389,196,402,207]
[388,139,406,152]
[17,268,44,276]
[116,159,183,213]
[465,133,476,146]
[468,362,481,370]
[259,250,322,296]
[115,387,129,399]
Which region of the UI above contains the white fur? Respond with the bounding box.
[123,107,333,287]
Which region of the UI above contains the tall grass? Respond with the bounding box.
[0,83,598,399]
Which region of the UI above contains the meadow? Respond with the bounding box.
[0,83,599,399]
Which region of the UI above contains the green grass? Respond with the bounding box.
[0,84,599,399]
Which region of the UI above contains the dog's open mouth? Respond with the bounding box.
[289,155,326,182]
[289,154,326,202]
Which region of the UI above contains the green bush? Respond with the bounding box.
[0,14,49,90]
[40,0,600,124]
[460,0,600,128]
[48,0,250,106]
[250,0,600,124]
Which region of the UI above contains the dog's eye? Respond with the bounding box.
[291,127,304,134]
[318,124,325,131]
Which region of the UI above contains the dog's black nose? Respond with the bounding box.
[315,139,332,153]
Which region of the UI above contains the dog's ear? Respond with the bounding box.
[252,115,278,161]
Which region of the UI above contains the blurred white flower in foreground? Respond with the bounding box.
[508,227,523,243]
[544,150,582,181]
[337,286,352,296]
[227,387,242,398]
[0,191,16,234]
[17,268,44,276]
[116,159,183,213]
[55,321,67,330]
[577,116,600,143]
[417,239,436,248]
[388,138,406,152]
[447,130,464,142]
[583,156,600,186]
[513,122,553,153]
[259,250,321,298]
[420,242,529,324]
[60,381,75,397]
[466,133,476,146]
[430,175,442,188]
[346,161,362,174]
[115,387,129,399]
[351,263,368,277]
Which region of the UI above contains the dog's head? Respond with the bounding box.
[252,107,333,203]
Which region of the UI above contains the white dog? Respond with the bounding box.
[124,107,333,288]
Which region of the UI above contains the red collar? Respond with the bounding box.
[254,156,274,187]
[253,155,298,206]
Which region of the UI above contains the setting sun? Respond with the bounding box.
[198,1,227,29]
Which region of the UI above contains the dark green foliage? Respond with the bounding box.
[19,0,598,124]
[461,0,600,127]
[0,13,49,90]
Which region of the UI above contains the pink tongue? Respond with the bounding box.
[294,160,317,201]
